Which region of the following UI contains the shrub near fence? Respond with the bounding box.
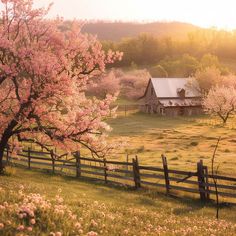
[3,148,236,203]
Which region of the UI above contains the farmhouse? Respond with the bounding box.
[140,78,202,116]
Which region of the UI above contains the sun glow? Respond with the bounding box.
[33,0,236,30]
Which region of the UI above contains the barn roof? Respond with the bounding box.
[159,98,202,107]
[149,77,200,98]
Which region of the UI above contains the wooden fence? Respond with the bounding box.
[113,104,140,116]
[3,148,236,203]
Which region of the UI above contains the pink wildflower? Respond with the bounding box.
[75,222,81,229]
[30,219,36,225]
[6,220,11,225]
[91,219,98,227]
[17,225,25,231]
[87,231,98,236]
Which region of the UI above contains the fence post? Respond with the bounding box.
[197,160,206,201]
[203,165,210,200]
[6,145,9,164]
[75,151,81,178]
[136,156,141,188]
[126,154,129,172]
[132,156,141,189]
[51,150,55,174]
[28,147,31,169]
[103,158,108,183]
[162,154,170,195]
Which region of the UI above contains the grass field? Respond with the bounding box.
[106,112,236,176]
[1,112,236,235]
[0,167,236,235]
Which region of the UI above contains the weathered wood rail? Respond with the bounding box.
[3,148,236,202]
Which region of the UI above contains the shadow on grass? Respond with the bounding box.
[6,166,236,215]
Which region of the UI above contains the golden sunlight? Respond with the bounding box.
[33,0,236,29]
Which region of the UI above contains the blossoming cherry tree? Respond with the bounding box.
[0,0,122,173]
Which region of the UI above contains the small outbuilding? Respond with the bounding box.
[139,77,202,116]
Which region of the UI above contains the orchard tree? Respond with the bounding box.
[200,54,229,75]
[0,0,122,173]
[87,68,150,100]
[194,66,222,94]
[87,71,120,98]
[203,86,236,124]
[200,54,220,69]
[119,69,150,100]
[222,74,236,88]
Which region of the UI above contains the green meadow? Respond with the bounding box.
[0,167,235,235]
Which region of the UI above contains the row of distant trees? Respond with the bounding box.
[150,53,228,78]
[102,31,236,75]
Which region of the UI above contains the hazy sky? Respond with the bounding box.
[33,0,236,29]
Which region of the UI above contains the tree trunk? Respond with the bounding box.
[0,145,5,174]
[0,135,10,174]
[0,136,10,174]
[0,119,18,174]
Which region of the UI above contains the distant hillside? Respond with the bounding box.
[81,21,200,41]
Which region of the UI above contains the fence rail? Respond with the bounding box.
[3,148,236,202]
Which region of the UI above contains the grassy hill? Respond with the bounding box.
[81,21,200,41]
[0,167,236,235]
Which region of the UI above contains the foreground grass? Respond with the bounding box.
[0,167,236,235]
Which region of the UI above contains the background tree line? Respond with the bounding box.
[102,29,236,76]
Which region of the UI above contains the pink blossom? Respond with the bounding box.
[6,220,11,225]
[30,219,36,225]
[17,225,25,231]
[75,222,81,229]
[91,219,98,227]
[87,231,98,236]
[0,0,122,170]
[203,85,236,124]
